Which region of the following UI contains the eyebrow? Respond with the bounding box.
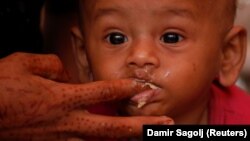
[156,7,196,20]
[93,7,126,20]
[93,6,196,21]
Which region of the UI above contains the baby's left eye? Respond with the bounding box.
[160,32,183,44]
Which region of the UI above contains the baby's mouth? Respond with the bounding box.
[130,80,160,108]
[144,82,159,90]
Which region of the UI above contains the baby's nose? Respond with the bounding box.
[126,39,160,69]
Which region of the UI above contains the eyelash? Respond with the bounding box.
[105,31,184,45]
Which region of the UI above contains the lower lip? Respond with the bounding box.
[130,88,162,105]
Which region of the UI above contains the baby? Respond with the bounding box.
[72,0,250,124]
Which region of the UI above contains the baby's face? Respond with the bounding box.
[80,0,229,122]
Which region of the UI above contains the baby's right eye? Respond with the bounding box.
[105,32,128,45]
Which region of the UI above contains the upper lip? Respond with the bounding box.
[133,78,161,89]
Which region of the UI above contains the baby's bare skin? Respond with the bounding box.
[0,52,173,140]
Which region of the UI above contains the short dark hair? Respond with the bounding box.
[45,0,77,15]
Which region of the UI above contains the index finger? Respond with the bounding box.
[48,79,148,111]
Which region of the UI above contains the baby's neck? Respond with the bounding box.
[173,93,209,124]
[175,105,208,124]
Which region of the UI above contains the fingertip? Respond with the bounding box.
[159,116,175,125]
[163,119,175,125]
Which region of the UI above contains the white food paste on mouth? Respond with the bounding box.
[131,82,159,108]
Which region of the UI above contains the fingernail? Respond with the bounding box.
[167,119,175,125]
[161,117,174,125]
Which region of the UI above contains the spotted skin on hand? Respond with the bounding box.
[0,52,174,140]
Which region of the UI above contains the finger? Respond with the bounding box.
[11,52,69,82]
[0,111,173,140]
[49,79,149,110]
[0,129,72,141]
[55,111,174,139]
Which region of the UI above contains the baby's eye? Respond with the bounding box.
[106,32,128,45]
[160,32,183,44]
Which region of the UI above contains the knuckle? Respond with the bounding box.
[45,54,63,67]
[46,54,60,61]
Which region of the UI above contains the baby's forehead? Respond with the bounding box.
[81,0,235,20]
[81,0,234,13]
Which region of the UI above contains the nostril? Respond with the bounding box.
[128,61,155,69]
[126,53,160,70]
[128,62,137,67]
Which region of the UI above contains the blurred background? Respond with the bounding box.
[0,0,249,92]
[235,0,250,92]
[0,0,44,57]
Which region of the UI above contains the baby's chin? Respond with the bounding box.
[118,102,165,116]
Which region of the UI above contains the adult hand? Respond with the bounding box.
[0,52,173,141]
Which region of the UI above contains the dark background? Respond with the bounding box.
[0,0,45,58]
[0,0,78,58]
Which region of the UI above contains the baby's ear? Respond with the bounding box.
[218,26,247,87]
[70,26,92,82]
